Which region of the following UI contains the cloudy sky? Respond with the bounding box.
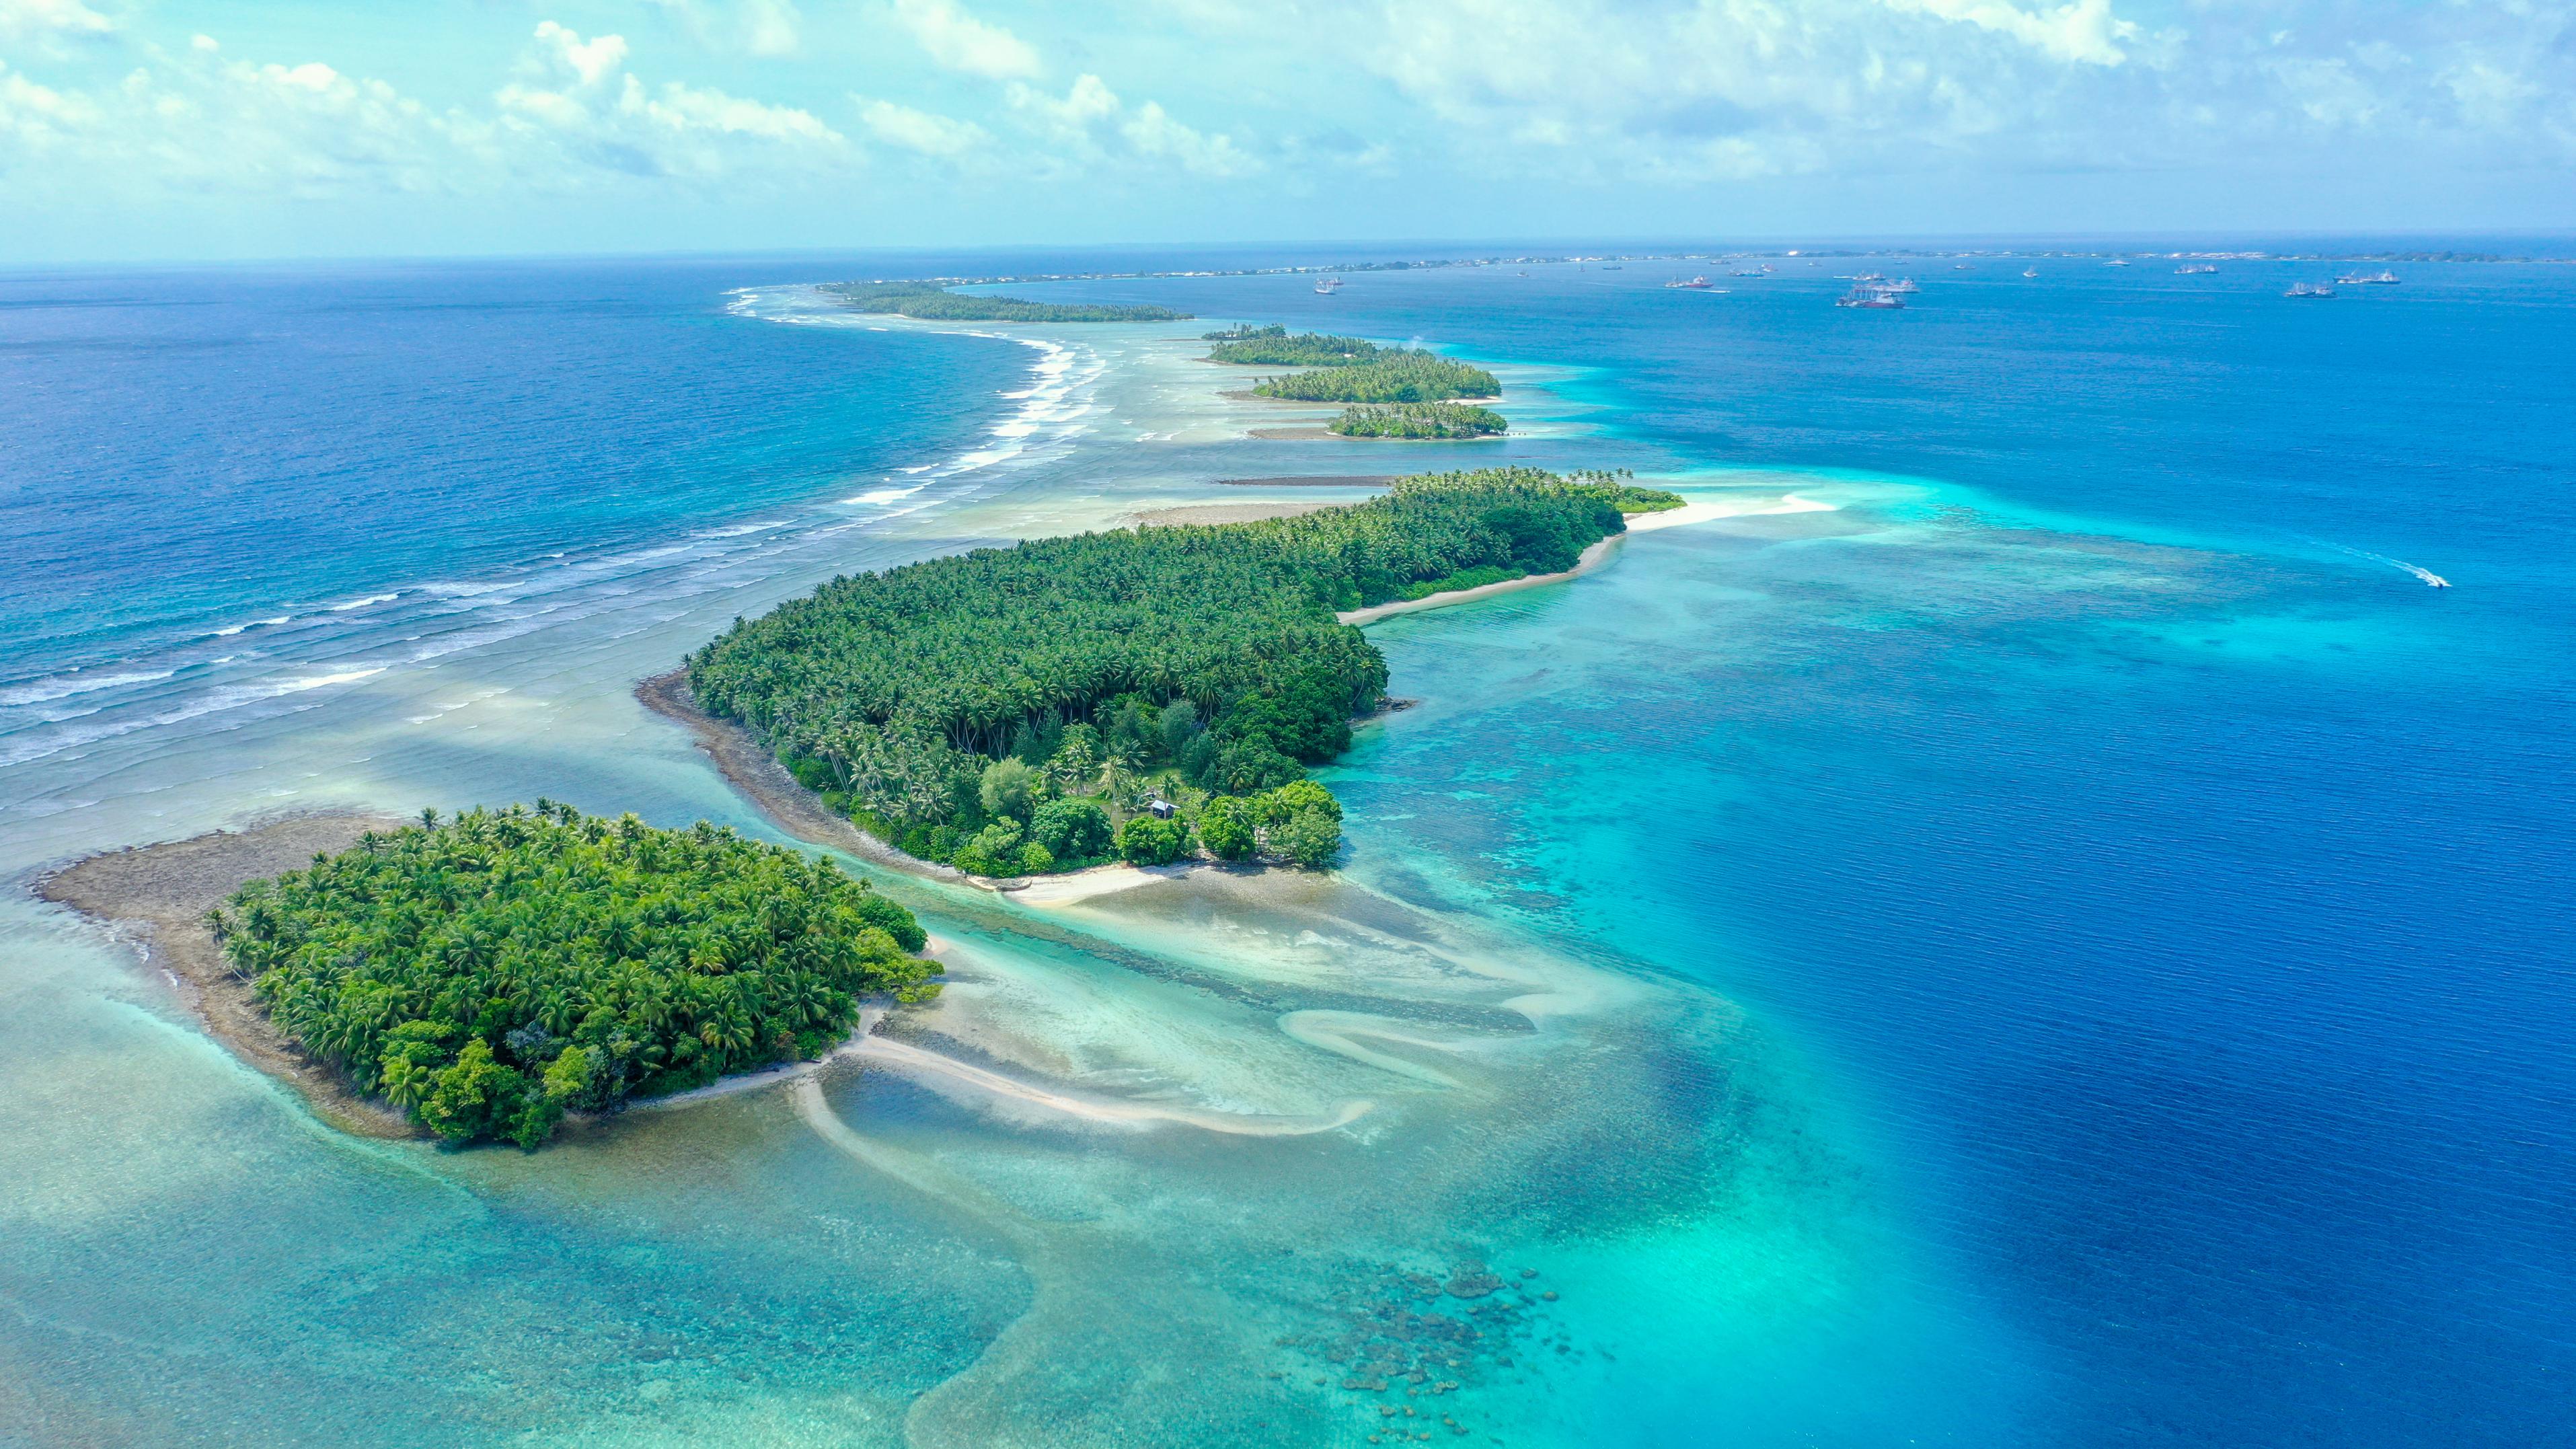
[2,0,2571,262]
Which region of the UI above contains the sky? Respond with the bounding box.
[1,0,2571,262]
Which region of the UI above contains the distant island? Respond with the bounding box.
[683,468,1678,879]
[825,281,1190,323]
[1252,353,1500,403]
[1330,402,1509,439]
[1203,328,1501,404]
[1205,327,1386,366]
[206,803,937,1148]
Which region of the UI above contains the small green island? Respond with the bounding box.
[1205,326,1386,366]
[825,281,1190,324]
[1330,402,1509,439]
[1204,326,1500,402]
[208,803,937,1148]
[686,468,1679,879]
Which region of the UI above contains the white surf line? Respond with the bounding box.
[854,1033,1372,1136]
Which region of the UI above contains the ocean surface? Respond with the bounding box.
[2,248,2570,1446]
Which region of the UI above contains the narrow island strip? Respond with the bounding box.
[673,467,1681,891]
[1201,325,1502,403]
[824,281,1188,324]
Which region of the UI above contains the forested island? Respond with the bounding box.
[1202,327,1503,403]
[1330,403,1509,439]
[826,282,1189,324]
[206,803,936,1148]
[1252,355,1500,403]
[1206,328,1386,367]
[686,468,1678,879]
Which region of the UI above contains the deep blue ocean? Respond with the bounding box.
[3,248,2570,1446]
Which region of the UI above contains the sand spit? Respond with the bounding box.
[1337,537,1623,626]
[1215,475,1396,488]
[1131,501,1336,527]
[636,668,958,881]
[36,813,419,1139]
[1337,492,1839,626]
[854,1031,1373,1136]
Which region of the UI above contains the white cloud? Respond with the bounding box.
[495,21,841,176]
[891,0,1041,80]
[858,96,987,155]
[0,20,847,207]
[646,0,802,58]
[624,73,837,143]
[1121,99,1253,177]
[1008,71,1256,177]
[1885,0,2139,67]
[532,20,628,88]
[0,0,114,44]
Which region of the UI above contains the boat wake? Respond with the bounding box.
[2312,539,2452,589]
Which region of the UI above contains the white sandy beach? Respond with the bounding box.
[1337,492,1837,625]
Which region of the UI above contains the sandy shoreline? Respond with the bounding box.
[1334,495,1834,626]
[635,669,960,880]
[1131,501,1334,527]
[1215,475,1396,488]
[36,813,420,1139]
[1337,536,1623,626]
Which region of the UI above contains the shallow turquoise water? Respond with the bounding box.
[3,253,2570,1445]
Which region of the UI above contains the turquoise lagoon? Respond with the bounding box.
[1,252,2569,1446]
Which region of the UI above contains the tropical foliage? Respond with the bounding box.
[1203,324,1287,342]
[1330,403,1509,439]
[825,283,1188,324]
[209,803,938,1149]
[686,469,1677,875]
[1209,331,1386,367]
[1252,354,1501,403]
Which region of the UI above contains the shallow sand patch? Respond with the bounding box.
[1336,492,1838,625]
[36,813,418,1139]
[1130,501,1335,527]
[1215,475,1395,488]
[1005,862,1197,907]
[852,1031,1373,1136]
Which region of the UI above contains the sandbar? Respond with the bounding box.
[36,813,419,1139]
[1131,501,1334,527]
[1215,475,1395,488]
[1336,492,1836,625]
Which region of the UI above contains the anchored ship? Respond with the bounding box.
[2336,270,2400,285]
[1836,284,1904,309]
[2285,282,2337,298]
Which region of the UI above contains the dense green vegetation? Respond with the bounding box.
[209,803,938,1148]
[687,468,1678,877]
[826,283,1188,324]
[1209,331,1386,367]
[1330,403,1509,439]
[1201,328,1497,400]
[1253,354,1501,403]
